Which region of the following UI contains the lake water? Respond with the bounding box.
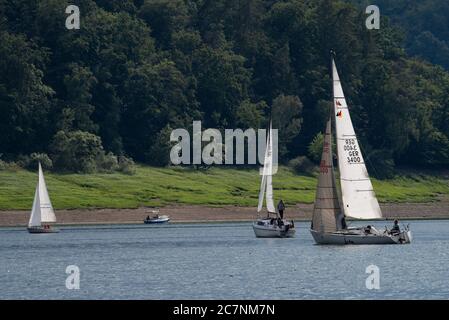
[0,220,448,299]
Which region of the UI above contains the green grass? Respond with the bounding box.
[0,165,448,210]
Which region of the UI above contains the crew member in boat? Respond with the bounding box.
[277,200,285,219]
[277,217,283,227]
[391,219,400,234]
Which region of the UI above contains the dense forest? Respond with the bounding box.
[1,0,449,176]
[350,0,449,71]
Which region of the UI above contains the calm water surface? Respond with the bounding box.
[0,220,448,299]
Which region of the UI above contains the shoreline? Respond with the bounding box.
[1,201,449,227]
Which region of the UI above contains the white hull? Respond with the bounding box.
[252,220,295,238]
[144,217,170,224]
[310,228,412,245]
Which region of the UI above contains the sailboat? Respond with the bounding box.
[27,162,59,233]
[252,121,295,238]
[309,56,412,245]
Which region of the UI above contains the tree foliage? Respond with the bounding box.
[0,0,449,174]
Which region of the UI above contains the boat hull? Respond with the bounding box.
[252,221,296,238]
[144,218,170,224]
[310,228,412,245]
[27,226,59,234]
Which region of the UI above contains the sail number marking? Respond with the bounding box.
[320,160,329,173]
[344,139,361,163]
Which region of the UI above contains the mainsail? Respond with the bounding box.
[332,58,382,220]
[311,120,342,232]
[28,162,56,227]
[257,122,276,213]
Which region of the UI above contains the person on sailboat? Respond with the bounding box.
[337,213,348,230]
[391,220,400,234]
[364,225,372,234]
[277,200,285,219]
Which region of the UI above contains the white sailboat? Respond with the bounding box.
[27,162,59,233]
[253,121,295,238]
[310,56,412,245]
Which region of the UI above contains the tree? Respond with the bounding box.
[122,60,197,161]
[146,125,174,166]
[308,132,324,164]
[271,94,303,161]
[139,0,189,48]
[192,46,251,128]
[235,100,267,129]
[0,31,54,157]
[1,0,449,173]
[51,130,105,173]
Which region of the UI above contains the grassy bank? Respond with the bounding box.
[0,166,448,210]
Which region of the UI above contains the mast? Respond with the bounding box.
[332,57,382,220]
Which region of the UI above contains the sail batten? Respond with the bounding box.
[332,59,382,220]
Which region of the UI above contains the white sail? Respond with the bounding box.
[265,174,275,212]
[28,163,56,227]
[28,187,41,227]
[332,58,382,220]
[257,122,276,213]
[257,171,267,212]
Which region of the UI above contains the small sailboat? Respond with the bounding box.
[27,162,58,233]
[253,121,295,238]
[309,56,412,245]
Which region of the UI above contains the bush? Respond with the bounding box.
[0,161,21,171]
[308,132,324,164]
[51,130,105,173]
[23,153,53,170]
[0,159,6,170]
[97,152,119,173]
[288,156,316,175]
[118,155,136,175]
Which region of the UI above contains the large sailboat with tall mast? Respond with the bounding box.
[253,121,295,238]
[310,55,412,245]
[27,162,58,234]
